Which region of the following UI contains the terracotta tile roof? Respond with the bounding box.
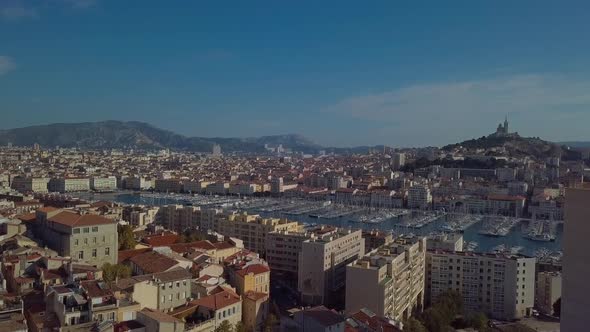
[139,308,183,324]
[142,233,179,247]
[47,211,114,227]
[213,242,235,250]
[118,248,153,264]
[114,320,145,332]
[349,310,401,332]
[169,240,216,253]
[81,280,113,298]
[235,264,270,277]
[244,291,268,302]
[192,287,240,311]
[15,212,36,222]
[129,251,178,274]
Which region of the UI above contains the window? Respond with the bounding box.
[83,227,89,233]
[78,251,84,259]
[168,282,173,289]
[177,293,180,299]
[75,239,79,246]
[105,247,110,256]
[168,294,172,301]
[161,295,165,303]
[109,313,115,321]
[97,314,103,321]
[84,238,88,245]
[73,228,80,234]
[102,236,106,242]
[92,249,97,257]
[93,237,97,244]
[92,226,98,232]
[183,291,186,299]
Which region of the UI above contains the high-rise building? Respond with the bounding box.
[212,144,222,157]
[536,272,561,316]
[298,227,364,307]
[426,251,535,320]
[392,153,406,171]
[346,236,426,321]
[562,188,590,331]
[270,177,284,194]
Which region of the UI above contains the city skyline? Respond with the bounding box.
[2,1,590,147]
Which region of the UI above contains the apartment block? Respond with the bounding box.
[49,177,90,193]
[407,185,432,209]
[10,176,49,193]
[536,271,561,315]
[426,251,536,320]
[90,176,117,191]
[298,227,365,307]
[157,204,201,233]
[36,208,118,267]
[346,236,426,321]
[362,230,393,252]
[265,230,311,283]
[426,233,463,251]
[114,268,193,312]
[214,212,299,254]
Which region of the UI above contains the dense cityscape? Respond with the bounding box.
[3,2,590,331]
[0,117,587,332]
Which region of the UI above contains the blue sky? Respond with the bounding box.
[1,0,590,147]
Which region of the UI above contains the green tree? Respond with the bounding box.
[553,298,561,317]
[101,263,131,284]
[234,321,247,332]
[118,224,136,250]
[466,312,489,330]
[404,318,427,332]
[214,320,233,332]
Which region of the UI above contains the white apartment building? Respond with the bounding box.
[298,227,365,306]
[49,177,90,193]
[536,272,561,316]
[426,251,536,320]
[407,185,432,209]
[90,176,117,191]
[346,236,426,321]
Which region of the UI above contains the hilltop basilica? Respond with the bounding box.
[490,116,519,138]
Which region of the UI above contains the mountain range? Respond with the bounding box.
[0,121,322,153]
[0,121,585,159]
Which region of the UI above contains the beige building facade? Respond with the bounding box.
[298,227,365,306]
[346,236,426,321]
[426,251,536,320]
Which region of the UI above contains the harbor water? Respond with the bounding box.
[75,192,562,257]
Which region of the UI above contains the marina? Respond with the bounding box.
[73,191,563,256]
[478,216,521,237]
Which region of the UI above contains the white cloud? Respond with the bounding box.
[0,56,16,75]
[324,74,590,146]
[0,4,38,21]
[0,0,96,21]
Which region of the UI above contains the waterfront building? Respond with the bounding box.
[407,185,432,209]
[48,177,90,193]
[298,227,364,307]
[426,251,536,320]
[346,236,426,321]
[90,176,117,191]
[562,188,590,332]
[10,176,49,193]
